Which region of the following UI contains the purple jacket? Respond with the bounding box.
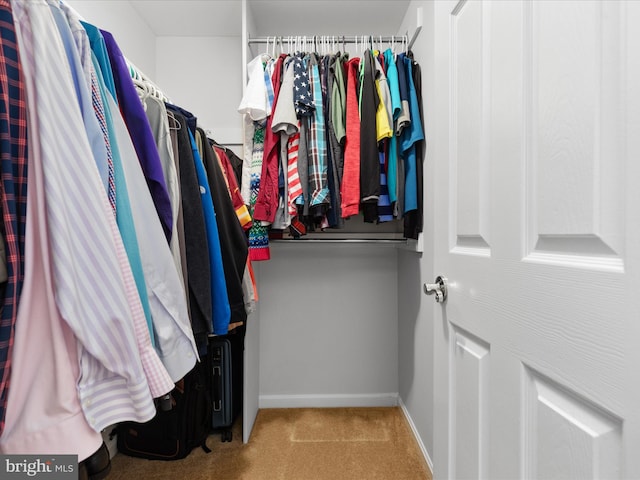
[101,29,173,241]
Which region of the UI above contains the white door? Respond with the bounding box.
[431,1,640,479]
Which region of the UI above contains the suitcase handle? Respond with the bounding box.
[213,366,222,412]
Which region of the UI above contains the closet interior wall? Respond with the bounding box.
[245,7,413,412]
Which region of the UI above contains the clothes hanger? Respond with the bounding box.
[167,111,182,131]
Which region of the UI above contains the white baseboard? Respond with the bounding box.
[259,393,399,409]
[399,398,434,474]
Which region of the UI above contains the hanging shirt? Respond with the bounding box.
[271,56,303,218]
[287,126,303,216]
[101,28,174,242]
[189,130,231,334]
[167,112,190,303]
[384,48,402,121]
[166,108,212,354]
[254,54,286,224]
[50,5,110,194]
[395,53,411,136]
[200,133,248,329]
[384,49,401,205]
[247,124,271,261]
[373,54,393,223]
[91,52,156,347]
[143,95,185,290]
[238,54,272,122]
[341,57,361,218]
[308,53,330,209]
[330,53,348,147]
[404,52,425,239]
[271,56,298,136]
[215,146,252,231]
[359,50,380,223]
[326,53,347,227]
[400,54,424,214]
[0,0,27,439]
[293,52,314,116]
[374,54,393,142]
[80,20,117,102]
[0,37,103,457]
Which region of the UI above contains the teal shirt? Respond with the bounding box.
[401,56,425,213]
[81,21,117,103]
[92,53,156,346]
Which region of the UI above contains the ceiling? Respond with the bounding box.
[247,0,411,37]
[125,0,410,37]
[129,1,242,37]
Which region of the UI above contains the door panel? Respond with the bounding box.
[525,0,625,268]
[451,0,491,255]
[450,325,490,480]
[432,1,637,478]
[522,367,623,480]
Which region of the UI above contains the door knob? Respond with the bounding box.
[423,276,448,303]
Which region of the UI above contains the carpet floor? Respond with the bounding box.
[107,407,432,480]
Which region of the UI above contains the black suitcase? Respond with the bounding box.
[209,327,244,442]
[209,337,232,437]
[116,358,212,460]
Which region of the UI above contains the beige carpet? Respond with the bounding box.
[107,407,432,480]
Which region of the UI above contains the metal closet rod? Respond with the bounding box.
[271,238,407,244]
[247,31,421,50]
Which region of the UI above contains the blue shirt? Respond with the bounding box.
[50,5,109,193]
[188,130,231,335]
[80,21,117,103]
[401,56,425,213]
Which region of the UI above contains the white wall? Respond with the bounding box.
[258,244,399,407]
[156,36,243,144]
[64,0,157,78]
[396,0,436,467]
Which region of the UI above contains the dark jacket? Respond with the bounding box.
[198,128,248,327]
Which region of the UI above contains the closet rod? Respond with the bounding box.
[247,35,410,46]
[271,239,407,244]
